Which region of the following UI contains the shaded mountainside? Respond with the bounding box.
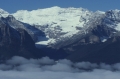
[0,18,46,61]
[0,15,46,42]
[55,24,120,64]
[0,16,69,62]
[63,36,120,64]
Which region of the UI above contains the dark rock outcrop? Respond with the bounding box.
[0,19,44,61]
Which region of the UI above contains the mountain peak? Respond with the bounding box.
[0,8,8,14]
[48,6,61,9]
[0,8,9,17]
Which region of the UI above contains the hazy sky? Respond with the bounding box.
[0,0,120,13]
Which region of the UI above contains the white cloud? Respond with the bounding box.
[6,56,30,65]
[100,63,113,70]
[74,62,98,69]
[0,56,120,79]
[38,56,55,65]
[42,63,76,72]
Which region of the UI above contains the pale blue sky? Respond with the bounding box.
[0,0,120,13]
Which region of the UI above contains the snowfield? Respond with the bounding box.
[1,6,120,46]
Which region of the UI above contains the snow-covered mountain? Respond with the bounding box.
[12,6,93,45]
[13,6,91,30]
[0,8,9,17]
[1,7,120,64]
[1,6,120,48]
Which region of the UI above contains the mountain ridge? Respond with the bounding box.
[0,7,93,45]
[1,7,120,64]
[1,7,120,47]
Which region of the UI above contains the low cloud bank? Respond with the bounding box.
[0,56,120,79]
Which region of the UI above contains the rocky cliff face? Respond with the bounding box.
[0,18,43,61]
